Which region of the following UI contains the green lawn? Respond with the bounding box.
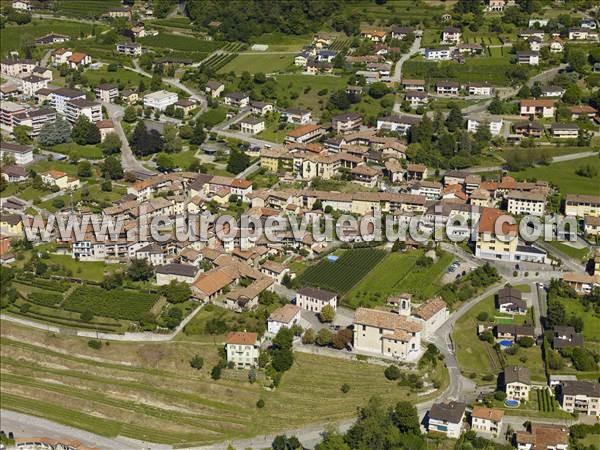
[198,107,228,127]
[271,74,348,117]
[51,143,104,160]
[510,156,600,196]
[1,20,108,55]
[218,53,295,74]
[39,183,126,213]
[84,67,149,89]
[139,33,223,53]
[249,32,312,51]
[257,116,296,143]
[45,254,124,282]
[345,251,452,309]
[0,321,448,446]
[31,159,79,176]
[547,241,590,261]
[557,297,600,342]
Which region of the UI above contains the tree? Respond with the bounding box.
[345,397,402,450]
[562,85,582,105]
[384,365,401,380]
[77,160,93,178]
[227,150,250,174]
[271,327,294,372]
[546,300,566,327]
[567,48,587,73]
[123,105,138,123]
[190,354,204,369]
[39,116,71,147]
[13,125,31,144]
[327,90,351,110]
[101,155,123,180]
[517,85,531,98]
[391,401,421,434]
[163,123,182,153]
[100,132,122,155]
[316,328,332,346]
[156,153,175,172]
[368,82,390,99]
[518,336,534,348]
[190,121,206,145]
[71,115,93,145]
[319,304,335,322]
[445,104,464,131]
[127,258,154,281]
[211,365,222,380]
[302,328,316,344]
[130,121,163,156]
[87,122,101,144]
[315,428,350,450]
[160,280,191,303]
[81,309,94,321]
[331,328,353,350]
[101,271,123,290]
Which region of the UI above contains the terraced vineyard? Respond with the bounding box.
[203,53,238,71]
[297,248,386,294]
[330,38,353,52]
[50,0,122,18]
[0,322,447,446]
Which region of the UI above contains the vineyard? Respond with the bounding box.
[63,285,158,321]
[297,248,386,295]
[330,38,352,52]
[537,388,557,413]
[202,53,238,72]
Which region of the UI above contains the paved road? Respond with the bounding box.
[392,35,422,113]
[530,282,544,336]
[104,103,154,175]
[0,410,169,450]
[463,150,598,174]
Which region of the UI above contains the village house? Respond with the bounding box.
[1,165,28,183]
[520,99,556,118]
[250,101,273,116]
[517,51,540,65]
[351,165,381,188]
[21,75,48,96]
[410,180,442,200]
[496,287,527,314]
[67,52,91,70]
[562,272,600,295]
[0,58,36,77]
[224,92,250,108]
[134,244,165,266]
[516,424,569,450]
[406,164,427,181]
[584,215,600,237]
[549,38,564,53]
[507,190,546,216]
[436,80,460,95]
[155,263,198,286]
[514,121,544,138]
[502,365,531,400]
[569,105,596,120]
[552,326,584,349]
[540,85,565,98]
[550,123,579,139]
[175,99,196,116]
[424,47,452,60]
[391,25,413,40]
[225,331,259,368]
[239,116,265,135]
[353,307,422,360]
[401,79,426,91]
[120,88,139,104]
[0,214,23,235]
[471,407,504,437]
[95,83,118,103]
[442,27,462,44]
[475,207,518,262]
[12,0,32,11]
[281,108,311,124]
[427,401,466,438]
[260,260,288,283]
[97,119,115,141]
[205,80,225,98]
[557,380,600,416]
[405,90,429,107]
[494,324,535,343]
[360,27,387,42]
[267,304,301,335]
[284,123,326,144]
[467,115,503,136]
[411,297,448,337]
[41,170,80,190]
[296,286,337,313]
[116,42,142,56]
[376,115,421,135]
[36,33,70,45]
[468,82,493,96]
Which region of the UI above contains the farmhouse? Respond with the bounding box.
[267,304,301,335]
[225,331,259,369]
[296,286,337,313]
[427,401,466,438]
[502,365,531,400]
[155,263,198,286]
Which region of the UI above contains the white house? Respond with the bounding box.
[205,80,225,98]
[65,99,102,124]
[427,401,466,438]
[134,244,165,266]
[239,116,265,135]
[143,90,178,111]
[411,297,449,337]
[12,0,31,11]
[20,74,48,96]
[0,142,34,165]
[281,108,311,124]
[517,51,539,65]
[225,331,259,368]
[467,116,503,136]
[442,27,461,44]
[267,304,301,335]
[503,365,531,400]
[155,263,198,286]
[224,92,250,108]
[425,48,452,60]
[296,286,337,313]
[116,42,142,56]
[49,87,86,115]
[468,83,493,96]
[471,407,504,437]
[95,83,119,103]
[377,115,421,135]
[507,190,546,216]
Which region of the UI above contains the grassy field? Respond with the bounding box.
[0,321,447,446]
[271,74,348,116]
[51,143,104,160]
[453,294,544,384]
[557,297,600,342]
[345,251,452,309]
[84,67,149,89]
[139,33,223,54]
[509,156,600,196]
[218,53,295,74]
[249,33,312,51]
[547,241,590,261]
[45,254,124,282]
[39,182,126,213]
[298,248,386,295]
[1,20,107,55]
[198,107,228,127]
[49,0,122,18]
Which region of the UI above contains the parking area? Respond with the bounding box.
[441,259,476,284]
[299,306,354,332]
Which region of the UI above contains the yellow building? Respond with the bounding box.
[475,207,518,261]
[564,194,600,217]
[0,214,23,235]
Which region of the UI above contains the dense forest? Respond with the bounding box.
[184,0,343,41]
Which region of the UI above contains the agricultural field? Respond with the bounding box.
[218,53,295,75]
[342,0,447,23]
[63,285,158,321]
[202,53,239,72]
[138,33,222,61]
[47,0,122,18]
[1,20,107,55]
[509,156,600,196]
[297,248,386,295]
[0,321,448,446]
[345,251,453,309]
[43,255,125,282]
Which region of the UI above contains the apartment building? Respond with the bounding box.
[564,194,600,217]
[331,112,363,133]
[143,90,178,111]
[95,83,119,103]
[65,99,102,123]
[377,115,421,135]
[0,142,34,165]
[12,108,56,137]
[557,380,600,416]
[507,190,546,216]
[49,88,86,115]
[116,42,142,56]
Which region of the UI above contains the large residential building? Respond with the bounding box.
[506,190,546,216]
[475,207,518,261]
[21,75,48,96]
[65,99,102,124]
[116,42,142,56]
[353,307,422,360]
[470,407,504,437]
[225,331,259,368]
[95,83,119,103]
[49,88,86,115]
[557,380,600,416]
[427,401,466,438]
[12,108,56,137]
[331,112,362,133]
[564,194,600,217]
[502,365,531,400]
[0,101,27,128]
[285,124,326,144]
[143,90,178,111]
[0,142,34,165]
[296,287,337,313]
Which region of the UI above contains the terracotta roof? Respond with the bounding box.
[261,260,285,274]
[42,170,67,179]
[471,406,504,422]
[286,124,323,138]
[192,270,233,296]
[68,52,88,63]
[516,424,569,449]
[226,331,258,345]
[477,207,517,236]
[413,297,447,321]
[96,119,114,129]
[269,304,301,323]
[520,99,555,107]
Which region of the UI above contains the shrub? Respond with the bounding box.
[319,304,335,322]
[494,391,507,401]
[87,339,102,350]
[256,399,265,408]
[211,365,222,380]
[315,328,332,346]
[477,311,489,322]
[341,383,350,393]
[248,368,257,384]
[518,336,535,348]
[384,365,401,380]
[80,309,94,322]
[190,354,204,370]
[481,373,495,382]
